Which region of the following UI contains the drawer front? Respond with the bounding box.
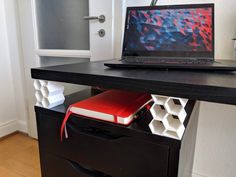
[41,151,110,177]
[37,113,169,177]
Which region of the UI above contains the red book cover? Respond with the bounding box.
[60,90,151,140]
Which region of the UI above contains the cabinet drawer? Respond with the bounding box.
[37,113,169,177]
[41,151,110,177]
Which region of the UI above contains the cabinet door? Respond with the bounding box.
[37,113,169,177]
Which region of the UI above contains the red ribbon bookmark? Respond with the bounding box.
[60,106,72,142]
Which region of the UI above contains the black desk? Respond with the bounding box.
[32,60,236,105]
[31,60,236,177]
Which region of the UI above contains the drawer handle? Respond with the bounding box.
[68,123,127,141]
[66,159,112,177]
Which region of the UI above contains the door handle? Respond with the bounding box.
[83,15,105,23]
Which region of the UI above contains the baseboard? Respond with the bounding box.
[0,120,28,138]
[17,120,28,133]
[0,120,18,138]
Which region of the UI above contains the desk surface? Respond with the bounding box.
[31,60,236,105]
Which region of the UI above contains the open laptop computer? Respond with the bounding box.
[105,3,236,71]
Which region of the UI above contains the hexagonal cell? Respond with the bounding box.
[35,90,43,102]
[33,80,41,90]
[164,98,187,122]
[166,115,184,132]
[149,119,166,135]
[151,95,168,105]
[170,97,188,107]
[150,104,168,121]
[164,127,185,140]
[41,84,64,97]
[164,130,180,140]
[165,98,182,114]
[42,94,65,109]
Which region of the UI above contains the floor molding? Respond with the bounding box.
[0,120,28,138]
[17,120,28,133]
[0,120,18,138]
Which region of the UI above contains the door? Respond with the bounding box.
[18,0,115,138]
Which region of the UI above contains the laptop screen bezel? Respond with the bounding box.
[122,3,215,60]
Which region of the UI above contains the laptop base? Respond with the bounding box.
[104,60,236,71]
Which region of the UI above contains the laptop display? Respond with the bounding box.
[122,4,214,59]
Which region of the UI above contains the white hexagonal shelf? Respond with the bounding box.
[34,80,65,109]
[149,94,189,140]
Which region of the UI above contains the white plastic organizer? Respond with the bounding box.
[34,80,65,109]
[149,95,188,140]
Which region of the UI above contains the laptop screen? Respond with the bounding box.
[122,4,214,59]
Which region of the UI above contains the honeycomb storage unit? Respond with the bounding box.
[149,95,189,140]
[34,80,65,109]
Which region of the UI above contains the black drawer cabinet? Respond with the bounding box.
[35,90,199,177]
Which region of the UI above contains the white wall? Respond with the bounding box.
[194,102,236,177]
[116,1,236,177]
[4,0,28,133]
[0,0,26,137]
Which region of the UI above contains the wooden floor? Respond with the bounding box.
[0,133,41,177]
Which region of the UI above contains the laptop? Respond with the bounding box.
[105,3,236,71]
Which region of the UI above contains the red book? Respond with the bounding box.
[60,90,151,140]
